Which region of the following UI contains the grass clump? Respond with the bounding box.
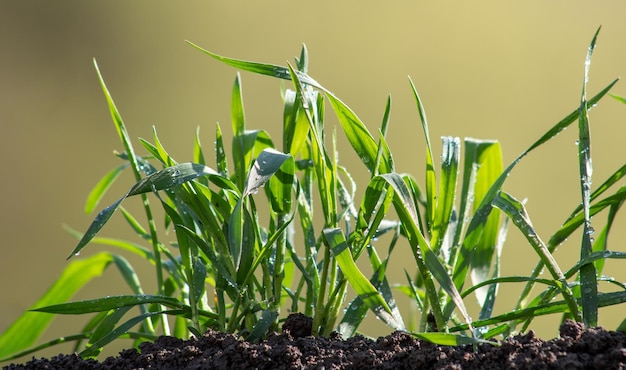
[1,27,625,362]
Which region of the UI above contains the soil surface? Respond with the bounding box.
[5,314,626,369]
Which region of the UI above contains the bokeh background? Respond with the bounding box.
[2,1,626,363]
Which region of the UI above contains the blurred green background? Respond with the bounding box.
[2,1,626,362]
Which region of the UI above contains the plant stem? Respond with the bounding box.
[313,243,332,336]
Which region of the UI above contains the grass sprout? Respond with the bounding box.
[1,27,625,362]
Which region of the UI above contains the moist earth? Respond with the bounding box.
[5,314,625,369]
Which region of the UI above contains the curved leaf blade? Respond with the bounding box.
[32,295,183,315]
[68,163,227,259]
[323,228,403,330]
[85,163,129,214]
[0,253,114,359]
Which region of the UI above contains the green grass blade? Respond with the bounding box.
[450,290,626,333]
[326,92,391,174]
[186,41,322,88]
[119,207,149,239]
[548,188,626,247]
[593,195,626,273]
[191,256,208,303]
[79,309,186,358]
[467,141,503,306]
[86,306,133,357]
[32,295,184,315]
[0,334,92,363]
[246,310,279,342]
[408,77,436,234]
[451,139,480,253]
[193,126,206,166]
[146,126,177,167]
[563,164,626,224]
[373,95,393,176]
[430,136,460,251]
[295,43,308,72]
[110,253,156,334]
[0,253,114,359]
[215,123,229,177]
[322,228,403,330]
[610,93,626,104]
[175,224,237,289]
[424,248,473,331]
[93,59,143,182]
[93,61,167,312]
[232,130,275,191]
[228,198,246,271]
[159,199,201,331]
[478,216,507,322]
[112,255,145,296]
[266,155,295,214]
[339,228,404,337]
[577,26,601,327]
[564,250,626,279]
[85,163,129,214]
[356,176,395,258]
[230,73,252,188]
[461,276,561,299]
[374,173,443,329]
[228,148,290,269]
[411,332,492,346]
[525,77,618,155]
[295,60,389,179]
[266,156,295,306]
[238,210,260,285]
[67,196,126,259]
[492,191,580,320]
[282,89,310,156]
[402,269,425,330]
[243,149,291,197]
[127,163,222,197]
[64,225,156,264]
[231,72,245,137]
[242,207,296,286]
[67,163,224,259]
[285,63,337,231]
[378,173,473,331]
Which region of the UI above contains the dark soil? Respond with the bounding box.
[5,314,625,369]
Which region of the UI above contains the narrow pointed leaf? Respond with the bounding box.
[0,253,114,358]
[326,93,391,174]
[85,163,129,214]
[430,136,460,251]
[468,141,503,305]
[411,332,491,346]
[577,26,601,327]
[493,191,580,320]
[244,149,291,196]
[68,163,226,259]
[409,77,437,232]
[186,41,322,88]
[32,295,183,315]
[80,309,186,358]
[323,228,402,329]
